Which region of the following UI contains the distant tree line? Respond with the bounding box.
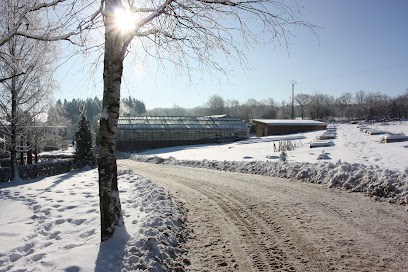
[146,90,408,123]
[293,90,408,121]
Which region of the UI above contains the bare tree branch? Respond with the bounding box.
[0,0,104,47]
[0,72,25,83]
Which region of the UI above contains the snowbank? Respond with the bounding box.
[129,155,408,205]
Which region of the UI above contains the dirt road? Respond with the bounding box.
[118,160,408,271]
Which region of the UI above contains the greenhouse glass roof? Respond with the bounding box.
[118,116,248,130]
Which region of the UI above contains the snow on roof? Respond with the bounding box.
[205,114,228,118]
[253,119,327,126]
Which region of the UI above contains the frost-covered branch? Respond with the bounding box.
[0,0,104,48]
[0,72,25,83]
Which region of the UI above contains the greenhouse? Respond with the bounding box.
[116,115,249,151]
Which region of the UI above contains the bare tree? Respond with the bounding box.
[335,92,352,119]
[0,1,56,180]
[355,90,366,105]
[225,99,241,118]
[241,98,258,122]
[294,93,310,119]
[256,99,277,119]
[354,90,366,119]
[206,94,225,115]
[308,93,334,120]
[365,92,390,120]
[45,101,70,151]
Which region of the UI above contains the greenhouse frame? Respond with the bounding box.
[116,115,249,151]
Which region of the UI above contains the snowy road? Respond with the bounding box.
[118,160,408,271]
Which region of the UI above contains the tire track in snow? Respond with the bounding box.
[119,160,332,271]
[174,176,330,272]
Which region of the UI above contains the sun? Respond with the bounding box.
[114,7,137,34]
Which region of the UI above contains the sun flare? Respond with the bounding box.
[114,7,136,34]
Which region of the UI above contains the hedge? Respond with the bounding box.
[0,160,73,182]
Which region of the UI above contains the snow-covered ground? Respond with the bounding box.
[137,122,408,171]
[0,168,184,271]
[1,121,407,271]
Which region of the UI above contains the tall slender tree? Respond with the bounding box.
[294,93,311,120]
[0,0,56,180]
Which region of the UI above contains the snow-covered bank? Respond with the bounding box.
[129,155,408,205]
[0,168,185,271]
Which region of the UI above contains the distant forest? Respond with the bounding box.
[48,90,408,140]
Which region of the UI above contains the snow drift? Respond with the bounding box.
[129,155,408,205]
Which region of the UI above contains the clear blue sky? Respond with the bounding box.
[54,0,408,109]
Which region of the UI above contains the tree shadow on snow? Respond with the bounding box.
[94,225,131,272]
[39,168,95,193]
[0,167,94,190]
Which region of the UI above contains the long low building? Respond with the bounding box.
[253,119,327,137]
[117,115,249,151]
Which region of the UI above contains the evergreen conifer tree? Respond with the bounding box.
[73,111,97,169]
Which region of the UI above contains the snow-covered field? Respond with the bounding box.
[1,121,407,271]
[138,122,408,171]
[0,168,184,271]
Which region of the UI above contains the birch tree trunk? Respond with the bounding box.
[98,0,130,242]
[10,73,19,181]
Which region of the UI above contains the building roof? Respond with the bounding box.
[118,116,248,130]
[253,119,327,126]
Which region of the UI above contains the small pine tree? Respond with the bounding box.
[73,111,97,169]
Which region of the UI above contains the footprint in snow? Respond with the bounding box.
[82,193,94,199]
[85,209,97,214]
[49,231,61,240]
[42,242,53,248]
[42,209,52,216]
[79,229,95,238]
[58,205,77,212]
[72,219,87,226]
[31,253,46,261]
[17,243,34,253]
[65,265,81,272]
[63,244,82,250]
[9,253,23,262]
[55,219,65,225]
[43,222,53,231]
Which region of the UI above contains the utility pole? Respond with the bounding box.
[290,80,297,119]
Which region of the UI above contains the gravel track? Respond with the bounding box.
[118,160,408,271]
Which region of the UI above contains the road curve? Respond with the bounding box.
[118,159,408,272]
